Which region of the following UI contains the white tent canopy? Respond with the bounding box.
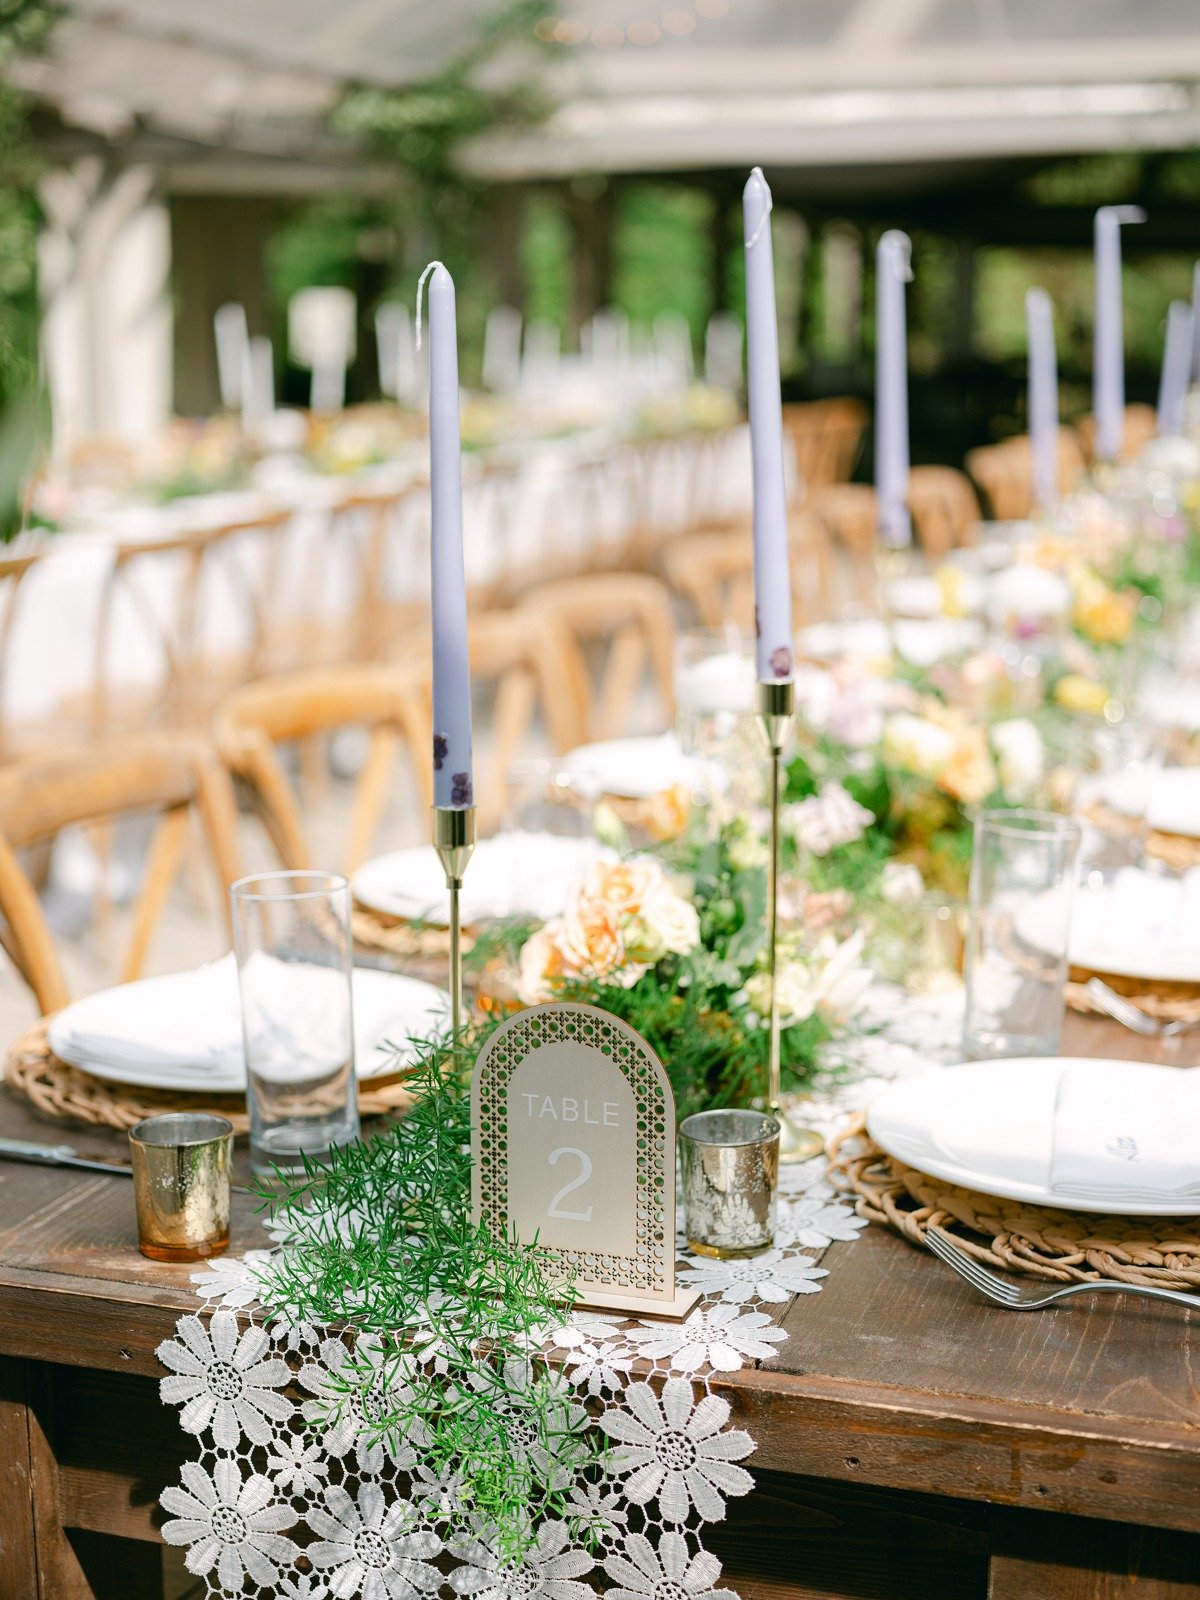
[10,0,1200,186]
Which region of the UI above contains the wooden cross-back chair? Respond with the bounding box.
[907,466,981,562]
[214,661,432,876]
[661,512,835,631]
[91,507,293,738]
[0,546,44,761]
[966,430,1086,521]
[807,483,879,609]
[1077,403,1158,466]
[517,572,676,752]
[0,733,241,1014]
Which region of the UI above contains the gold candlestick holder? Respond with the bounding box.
[432,805,476,1036]
[754,680,824,1164]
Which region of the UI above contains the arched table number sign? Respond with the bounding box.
[471,1002,701,1318]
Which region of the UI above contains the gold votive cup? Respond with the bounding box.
[129,1113,234,1263]
[679,1108,780,1259]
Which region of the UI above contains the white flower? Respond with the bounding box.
[298,1335,418,1474]
[775,1154,828,1197]
[189,1250,273,1309]
[777,1198,867,1250]
[991,717,1045,803]
[627,1306,787,1373]
[784,782,874,857]
[544,1314,635,1398]
[604,1531,736,1600]
[678,1249,828,1304]
[279,1577,330,1600]
[726,831,768,871]
[638,887,701,958]
[265,1432,330,1497]
[161,1459,297,1591]
[743,962,817,1028]
[811,930,873,1027]
[880,861,924,904]
[410,1455,469,1522]
[565,1478,629,1536]
[601,1376,754,1522]
[157,1312,292,1448]
[309,1482,443,1600]
[474,1358,591,1490]
[449,1521,594,1600]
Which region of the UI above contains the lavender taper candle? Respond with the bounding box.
[1025,288,1059,512]
[1093,205,1145,464]
[875,230,913,549]
[742,168,794,682]
[422,262,474,809]
[1157,300,1194,438]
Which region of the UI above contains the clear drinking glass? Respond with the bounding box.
[963,810,1081,1060]
[674,629,758,820]
[503,760,598,837]
[231,871,359,1175]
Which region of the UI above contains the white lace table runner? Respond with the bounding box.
[157,987,964,1600]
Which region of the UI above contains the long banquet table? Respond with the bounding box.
[0,1009,1197,1600]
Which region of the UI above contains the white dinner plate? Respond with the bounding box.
[352,831,603,926]
[1016,867,1200,986]
[1098,766,1200,838]
[563,733,718,800]
[50,965,448,1093]
[867,1058,1200,1216]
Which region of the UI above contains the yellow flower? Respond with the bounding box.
[939,731,996,806]
[935,564,968,619]
[1054,674,1110,716]
[638,783,691,843]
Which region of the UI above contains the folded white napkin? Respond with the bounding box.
[930,1063,1058,1189]
[49,959,237,1075]
[48,956,446,1087]
[1049,1061,1200,1203]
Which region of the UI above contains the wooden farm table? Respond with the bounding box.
[0,1011,1198,1599]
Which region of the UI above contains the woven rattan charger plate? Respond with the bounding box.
[5,1017,415,1135]
[827,1115,1200,1290]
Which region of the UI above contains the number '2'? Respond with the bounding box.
[547,1146,593,1222]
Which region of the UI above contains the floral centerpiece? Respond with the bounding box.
[496,854,868,1120]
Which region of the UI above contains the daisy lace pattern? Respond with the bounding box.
[157,993,956,1599]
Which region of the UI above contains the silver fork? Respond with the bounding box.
[1085,978,1200,1039]
[925,1226,1200,1313]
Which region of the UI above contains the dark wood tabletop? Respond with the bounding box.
[1,1009,1197,1600]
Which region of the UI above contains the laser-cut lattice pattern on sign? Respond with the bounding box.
[472,1003,673,1299]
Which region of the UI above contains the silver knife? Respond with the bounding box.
[0,1136,135,1178]
[0,1136,253,1192]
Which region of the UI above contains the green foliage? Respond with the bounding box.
[252,1035,602,1559]
[612,185,714,349]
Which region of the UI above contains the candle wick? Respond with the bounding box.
[414,261,445,354]
[744,168,773,251]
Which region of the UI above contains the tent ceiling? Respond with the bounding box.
[10,0,1200,186]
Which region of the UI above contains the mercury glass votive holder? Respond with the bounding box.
[129,1113,234,1263]
[679,1109,780,1259]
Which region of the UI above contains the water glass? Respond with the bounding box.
[503,760,598,837]
[674,629,758,817]
[231,871,359,1175]
[679,1108,779,1258]
[963,810,1081,1060]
